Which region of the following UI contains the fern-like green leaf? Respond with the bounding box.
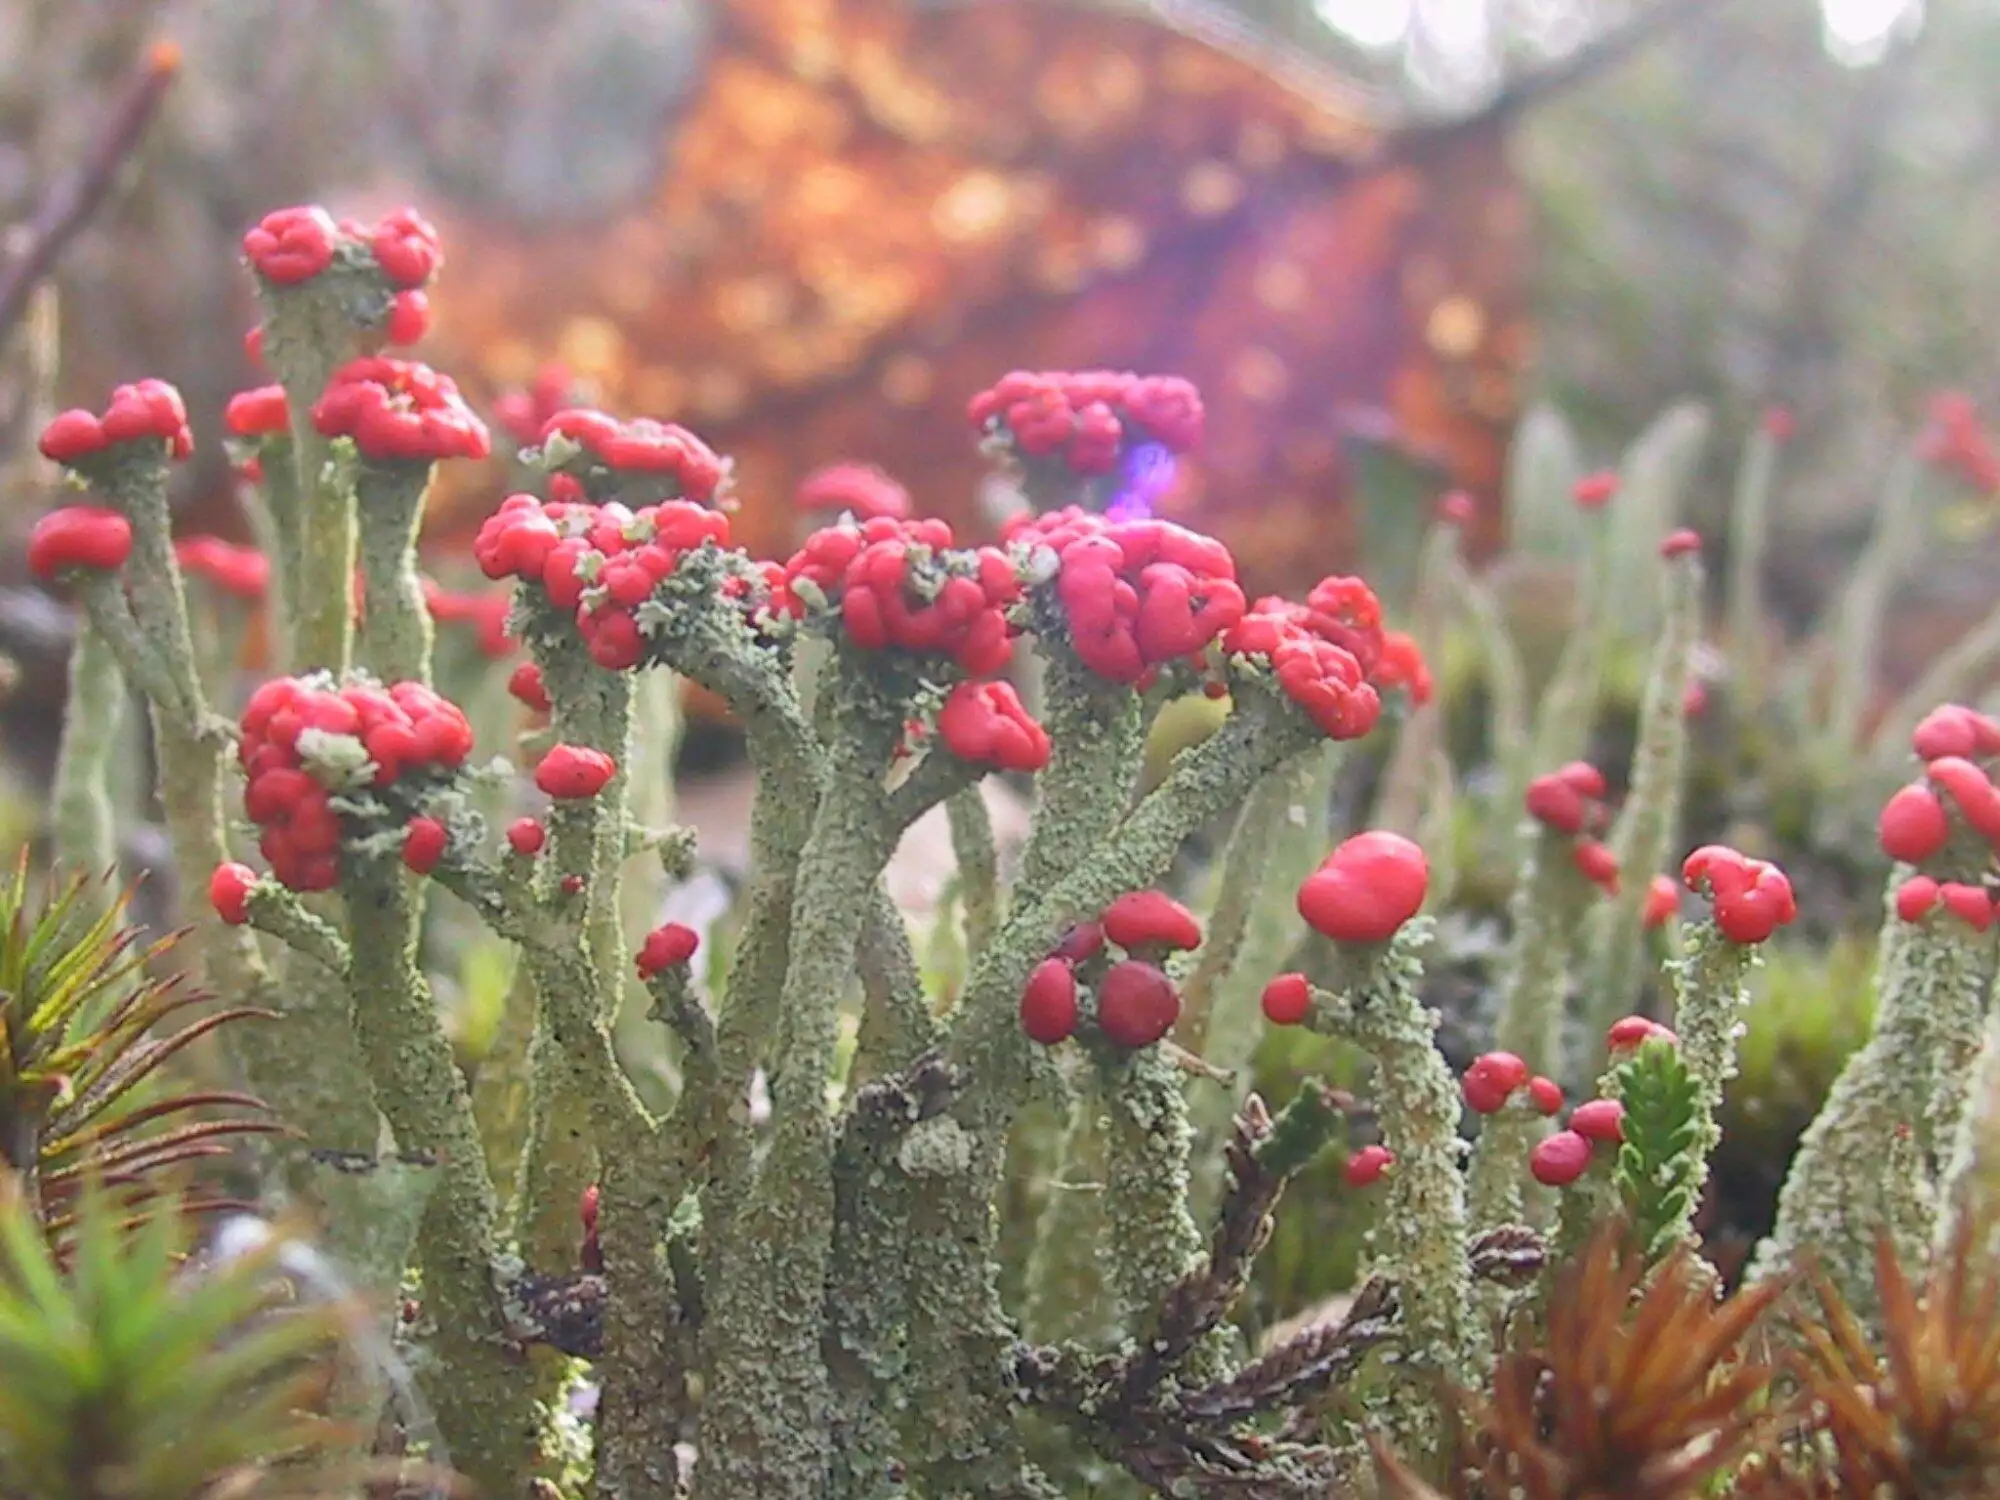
[1611,1037,1705,1262]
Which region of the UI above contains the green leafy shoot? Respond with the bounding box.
[1612,1037,1705,1263]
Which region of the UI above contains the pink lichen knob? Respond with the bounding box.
[1530,1130,1593,1186]
[535,744,618,800]
[637,922,701,978]
[1095,960,1180,1049]
[1296,831,1428,945]
[1343,1143,1394,1188]
[1101,890,1203,955]
[1569,1098,1626,1144]
[1019,958,1080,1045]
[1462,1051,1529,1115]
[1260,972,1312,1026]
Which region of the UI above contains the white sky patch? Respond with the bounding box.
[1314,0,1414,52]
[1821,0,1924,66]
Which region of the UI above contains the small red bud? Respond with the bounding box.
[1896,875,1941,923]
[1607,1014,1676,1051]
[1530,1130,1594,1186]
[1095,960,1180,1049]
[508,661,552,713]
[1260,972,1312,1026]
[210,862,258,925]
[1643,874,1679,930]
[1569,1098,1626,1143]
[561,874,585,896]
[506,818,547,856]
[1573,471,1619,509]
[401,815,448,875]
[1527,1076,1563,1115]
[1019,958,1079,1045]
[1660,528,1701,558]
[1462,1051,1529,1114]
[535,744,618,800]
[1343,1143,1394,1188]
[1052,921,1105,964]
[637,922,701,977]
[1879,783,1951,865]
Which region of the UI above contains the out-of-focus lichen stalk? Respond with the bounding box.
[1869,595,2000,766]
[1583,545,1700,1050]
[1023,1076,1115,1343]
[256,280,365,673]
[1179,747,1321,1053]
[244,435,300,658]
[1465,1098,1546,1235]
[1524,510,1614,794]
[1824,448,1926,758]
[340,861,539,1500]
[1311,921,1477,1472]
[1752,887,1995,1325]
[50,621,123,909]
[1375,520,1461,838]
[1725,419,1780,708]
[1935,1014,2000,1259]
[351,461,433,683]
[1495,825,1594,1078]
[947,787,1001,955]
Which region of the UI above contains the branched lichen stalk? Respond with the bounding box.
[342,861,539,1498]
[1023,1080,1116,1344]
[851,884,942,1083]
[353,462,435,683]
[1316,921,1477,1471]
[1584,547,1699,1048]
[85,455,389,1263]
[695,690,898,1500]
[1101,1046,1211,1372]
[516,632,633,1265]
[903,695,1316,1480]
[1670,921,1756,1169]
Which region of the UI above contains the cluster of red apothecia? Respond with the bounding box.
[228,675,474,892]
[241,203,437,347]
[537,409,729,499]
[1877,703,2000,929]
[40,377,194,467]
[1017,891,1205,1050]
[1680,845,1798,945]
[968,370,1204,475]
[312,358,490,465]
[474,489,736,670]
[1524,761,1622,896]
